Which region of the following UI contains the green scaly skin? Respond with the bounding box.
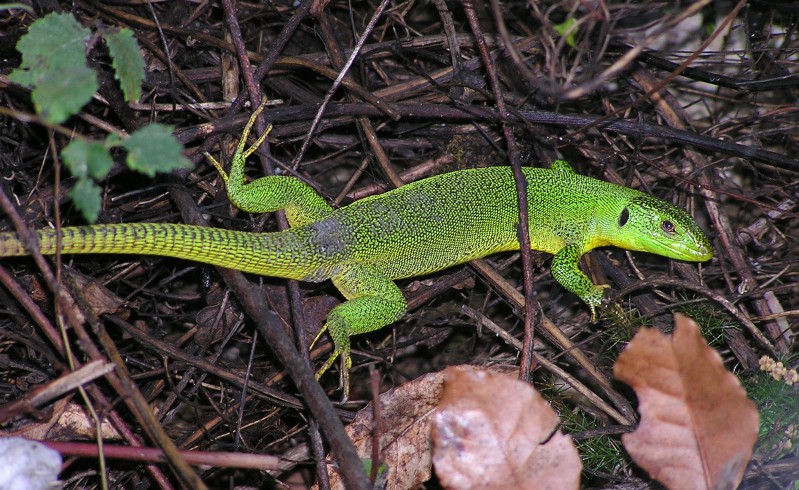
[0,104,713,398]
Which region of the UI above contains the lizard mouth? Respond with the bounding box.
[663,241,713,262]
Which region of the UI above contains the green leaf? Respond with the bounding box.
[121,124,192,177]
[361,459,389,488]
[104,29,144,103]
[104,133,123,148]
[33,63,97,125]
[69,178,103,223]
[553,17,579,49]
[9,13,98,124]
[0,3,34,12]
[63,140,114,181]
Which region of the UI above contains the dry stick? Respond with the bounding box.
[291,277,330,490]
[0,185,199,490]
[235,329,260,452]
[462,0,539,381]
[143,0,176,103]
[177,104,799,173]
[311,414,332,490]
[293,0,395,167]
[44,441,284,471]
[432,0,464,73]
[221,0,264,132]
[368,368,382,484]
[315,11,403,188]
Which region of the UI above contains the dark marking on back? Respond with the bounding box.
[308,218,350,258]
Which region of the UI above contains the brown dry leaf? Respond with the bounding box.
[6,397,68,440]
[64,266,127,318]
[194,304,237,346]
[47,402,122,441]
[614,314,760,490]
[431,366,581,490]
[322,370,445,490]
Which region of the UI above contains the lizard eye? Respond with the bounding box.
[618,207,629,227]
[662,220,675,233]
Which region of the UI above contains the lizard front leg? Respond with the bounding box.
[550,242,609,322]
[312,263,406,400]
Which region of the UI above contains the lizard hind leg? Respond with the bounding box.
[204,99,271,184]
[203,99,333,225]
[313,264,407,400]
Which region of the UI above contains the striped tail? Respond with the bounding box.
[0,223,322,281]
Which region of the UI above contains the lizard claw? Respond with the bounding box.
[311,324,351,401]
[313,346,351,402]
[585,284,610,322]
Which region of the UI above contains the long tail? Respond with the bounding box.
[0,223,322,281]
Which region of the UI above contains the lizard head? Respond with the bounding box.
[609,195,713,262]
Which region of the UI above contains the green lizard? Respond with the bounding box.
[0,104,712,397]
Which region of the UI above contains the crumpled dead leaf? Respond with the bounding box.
[431,366,581,490]
[614,314,759,490]
[321,370,445,490]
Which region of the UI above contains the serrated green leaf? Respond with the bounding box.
[104,29,144,103]
[122,124,192,177]
[63,140,114,181]
[104,134,123,148]
[34,64,98,124]
[69,178,103,223]
[11,13,88,72]
[9,13,98,123]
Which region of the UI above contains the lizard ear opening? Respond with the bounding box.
[618,207,629,227]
